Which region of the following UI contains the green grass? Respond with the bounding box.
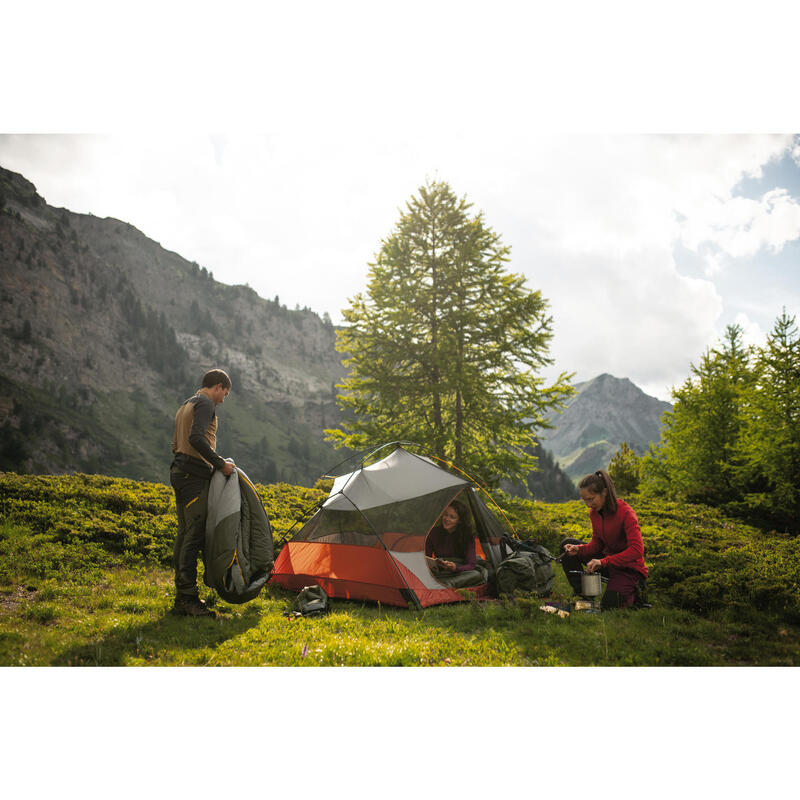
[1,472,799,666]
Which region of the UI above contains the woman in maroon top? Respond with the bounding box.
[425,499,477,575]
[560,469,649,609]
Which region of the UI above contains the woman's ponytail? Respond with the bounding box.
[578,469,618,514]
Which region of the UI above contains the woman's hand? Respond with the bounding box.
[564,543,581,556]
[438,559,457,572]
[586,558,603,573]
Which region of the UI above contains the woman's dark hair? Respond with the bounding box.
[578,469,618,514]
[441,498,473,557]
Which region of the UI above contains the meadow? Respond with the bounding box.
[1,471,798,667]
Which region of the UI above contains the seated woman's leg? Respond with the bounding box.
[602,565,641,609]
[435,566,488,588]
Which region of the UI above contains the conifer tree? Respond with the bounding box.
[740,310,800,524]
[641,324,755,503]
[325,180,572,486]
[608,441,641,495]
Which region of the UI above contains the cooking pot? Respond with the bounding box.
[577,571,603,597]
[581,572,603,597]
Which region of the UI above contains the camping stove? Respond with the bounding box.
[570,571,604,614]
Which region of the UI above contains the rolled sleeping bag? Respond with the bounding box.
[204,465,274,603]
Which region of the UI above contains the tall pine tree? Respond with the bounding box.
[325,180,572,486]
[740,310,800,525]
[642,324,755,503]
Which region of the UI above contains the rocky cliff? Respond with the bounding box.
[0,165,346,484]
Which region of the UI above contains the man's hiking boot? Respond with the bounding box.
[173,595,216,618]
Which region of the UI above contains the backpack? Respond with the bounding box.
[496,536,555,597]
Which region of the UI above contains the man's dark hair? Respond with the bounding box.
[201,368,232,390]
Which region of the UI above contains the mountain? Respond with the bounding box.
[0,165,347,485]
[540,373,672,481]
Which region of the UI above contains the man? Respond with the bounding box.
[170,368,235,617]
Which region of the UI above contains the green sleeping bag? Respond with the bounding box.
[203,465,274,603]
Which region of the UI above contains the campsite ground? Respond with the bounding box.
[1,472,799,666]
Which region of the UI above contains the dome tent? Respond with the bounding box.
[269,444,512,608]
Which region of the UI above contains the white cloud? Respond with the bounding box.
[703,251,724,277]
[537,245,723,401]
[733,312,767,350]
[680,187,800,259]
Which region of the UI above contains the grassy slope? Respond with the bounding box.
[1,472,799,666]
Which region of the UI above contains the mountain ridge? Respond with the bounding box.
[541,372,672,480]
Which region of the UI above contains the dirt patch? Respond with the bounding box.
[0,585,38,611]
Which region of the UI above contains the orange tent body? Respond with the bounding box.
[269,447,509,608]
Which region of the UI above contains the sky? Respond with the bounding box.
[3,0,799,786]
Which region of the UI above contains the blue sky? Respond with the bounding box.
[723,149,800,331]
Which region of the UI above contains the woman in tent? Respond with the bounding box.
[425,499,485,587]
[560,469,648,609]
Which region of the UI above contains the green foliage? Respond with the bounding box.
[738,310,800,526]
[521,438,578,501]
[2,473,800,665]
[0,472,327,567]
[608,441,641,494]
[643,313,800,531]
[642,324,754,504]
[326,179,573,487]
